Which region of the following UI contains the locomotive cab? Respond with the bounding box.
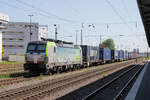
[24,41,48,72]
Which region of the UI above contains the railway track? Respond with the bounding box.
[0,62,135,100]
[0,64,23,69]
[0,67,23,72]
[82,64,143,100]
[0,68,25,79]
[0,77,24,86]
[0,61,133,87]
[0,71,28,78]
[0,73,40,87]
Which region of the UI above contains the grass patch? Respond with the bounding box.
[146,57,150,60]
[0,61,23,65]
[39,74,44,80]
[0,85,8,89]
[31,79,36,82]
[103,74,107,78]
[0,74,10,80]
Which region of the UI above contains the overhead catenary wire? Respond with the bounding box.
[120,0,145,48]
[2,0,142,41]
[16,0,142,26]
[84,21,140,25]
[1,0,141,27]
[0,1,62,22]
[63,0,87,22]
[104,0,134,31]
[120,0,140,35]
[1,1,43,16]
[15,0,79,23]
[104,0,146,50]
[0,1,79,40]
[121,0,134,23]
[84,34,145,38]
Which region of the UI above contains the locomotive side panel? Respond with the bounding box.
[54,46,82,66]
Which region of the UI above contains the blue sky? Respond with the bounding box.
[0,0,148,52]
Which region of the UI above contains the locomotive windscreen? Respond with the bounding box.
[27,43,46,53]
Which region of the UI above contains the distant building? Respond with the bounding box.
[2,22,48,57]
[0,13,9,60]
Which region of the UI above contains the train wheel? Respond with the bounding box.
[45,70,51,75]
[87,62,90,67]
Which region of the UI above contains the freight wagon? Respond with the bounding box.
[24,41,82,73]
[132,51,137,59]
[129,51,138,59]
[99,48,111,63]
[128,52,133,59]
[124,51,128,60]
[111,50,119,62]
[119,50,124,61]
[138,53,143,58]
[81,45,99,66]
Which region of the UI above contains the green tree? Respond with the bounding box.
[99,38,115,50]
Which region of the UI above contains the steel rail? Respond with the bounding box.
[82,64,141,100]
[113,65,144,100]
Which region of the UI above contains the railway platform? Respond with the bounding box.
[126,61,150,100]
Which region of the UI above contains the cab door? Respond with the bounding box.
[47,46,56,64]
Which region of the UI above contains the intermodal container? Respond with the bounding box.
[128,52,132,59]
[132,52,137,58]
[111,50,119,60]
[81,45,99,63]
[119,50,124,60]
[99,48,111,61]
[124,51,128,59]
